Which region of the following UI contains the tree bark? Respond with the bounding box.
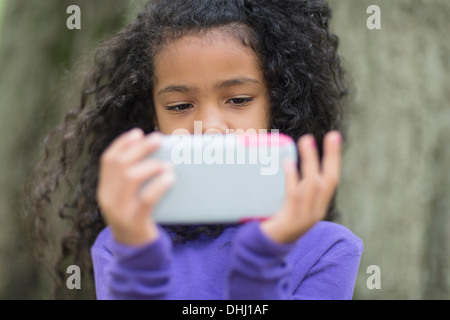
[0,0,126,299]
[330,0,450,299]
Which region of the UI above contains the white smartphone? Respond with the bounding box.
[145,132,298,224]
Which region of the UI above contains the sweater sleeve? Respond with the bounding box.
[290,238,364,300]
[226,221,296,300]
[226,221,363,300]
[91,226,173,300]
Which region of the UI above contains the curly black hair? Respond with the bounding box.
[24,0,349,299]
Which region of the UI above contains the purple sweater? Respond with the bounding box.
[91,221,363,300]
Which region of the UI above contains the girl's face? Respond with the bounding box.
[152,28,270,134]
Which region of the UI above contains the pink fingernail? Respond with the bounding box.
[147,132,161,143]
[161,171,176,185]
[333,132,342,144]
[130,128,143,137]
[310,137,316,147]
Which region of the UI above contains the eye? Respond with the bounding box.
[227,97,253,107]
[166,103,193,113]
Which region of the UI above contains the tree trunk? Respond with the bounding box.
[330,0,450,299]
[0,0,126,299]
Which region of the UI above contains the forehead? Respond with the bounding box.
[152,28,263,86]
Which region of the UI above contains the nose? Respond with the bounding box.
[195,105,228,134]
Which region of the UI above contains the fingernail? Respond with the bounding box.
[147,132,161,144]
[161,170,176,185]
[310,136,316,147]
[130,128,143,137]
[332,132,342,144]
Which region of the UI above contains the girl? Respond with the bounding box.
[26,0,363,300]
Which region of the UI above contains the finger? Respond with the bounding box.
[319,131,342,200]
[298,134,320,180]
[117,132,162,164]
[282,159,299,200]
[137,169,176,217]
[124,159,172,194]
[296,135,321,217]
[104,128,144,157]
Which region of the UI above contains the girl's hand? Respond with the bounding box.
[96,128,175,246]
[261,131,342,244]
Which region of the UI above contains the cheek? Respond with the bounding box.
[153,108,171,133]
[154,113,193,134]
[252,95,271,129]
[232,102,271,131]
[154,116,175,134]
[256,108,271,130]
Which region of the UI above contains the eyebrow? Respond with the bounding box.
[157,77,260,96]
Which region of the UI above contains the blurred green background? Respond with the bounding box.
[0,0,449,299]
